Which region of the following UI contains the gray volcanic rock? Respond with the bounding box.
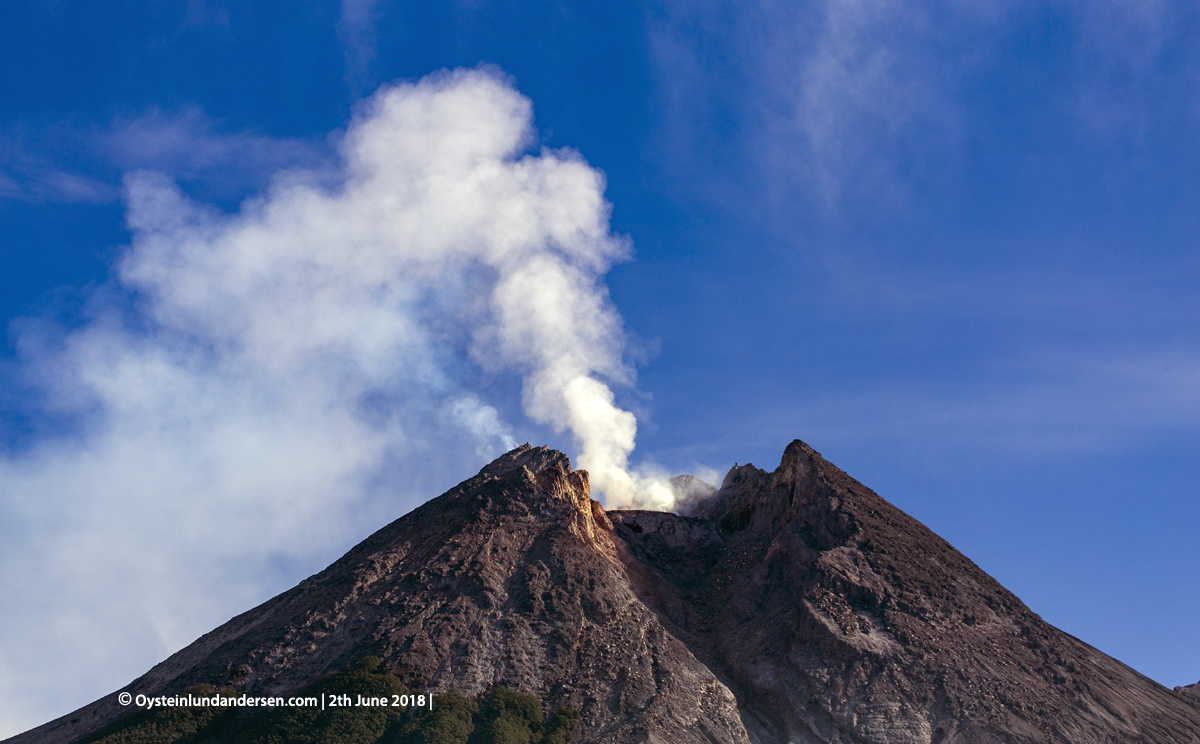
[11,440,1200,744]
[610,441,1200,743]
[1178,681,1200,700]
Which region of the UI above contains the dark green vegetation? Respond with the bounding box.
[81,660,577,744]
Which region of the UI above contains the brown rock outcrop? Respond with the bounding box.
[9,445,748,744]
[10,440,1200,744]
[611,440,1200,743]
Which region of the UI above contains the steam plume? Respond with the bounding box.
[0,68,664,736]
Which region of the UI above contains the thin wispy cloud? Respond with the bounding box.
[754,346,1200,460]
[1,125,120,204]
[1068,0,1184,138]
[0,109,330,206]
[99,107,333,193]
[651,0,978,210]
[340,0,381,99]
[792,252,1200,453]
[651,0,1198,212]
[0,169,117,203]
[0,171,18,198]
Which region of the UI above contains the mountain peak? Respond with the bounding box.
[478,443,573,479]
[13,441,1200,744]
[462,444,594,518]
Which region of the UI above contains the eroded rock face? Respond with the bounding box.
[611,441,1200,744]
[12,441,1200,744]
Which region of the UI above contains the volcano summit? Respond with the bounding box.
[12,441,1200,744]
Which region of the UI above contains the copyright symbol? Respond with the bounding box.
[118,692,132,706]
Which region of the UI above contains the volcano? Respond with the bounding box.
[11,441,1200,743]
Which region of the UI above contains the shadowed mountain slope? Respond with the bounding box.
[609,440,1200,743]
[10,441,1200,744]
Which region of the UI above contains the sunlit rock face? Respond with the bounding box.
[11,445,749,744]
[14,441,1200,744]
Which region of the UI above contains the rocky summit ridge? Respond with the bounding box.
[12,441,1200,744]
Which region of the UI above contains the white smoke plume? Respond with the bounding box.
[0,68,673,737]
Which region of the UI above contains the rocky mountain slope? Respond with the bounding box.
[11,441,1200,744]
[610,442,1200,743]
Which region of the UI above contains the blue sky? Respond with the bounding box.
[2,0,1199,735]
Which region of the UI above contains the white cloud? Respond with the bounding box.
[650,0,980,208]
[0,68,661,737]
[650,0,1195,210]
